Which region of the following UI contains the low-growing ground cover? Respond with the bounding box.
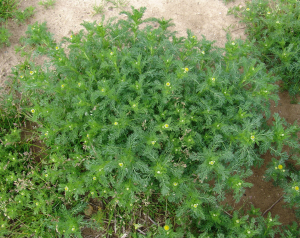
[0,1,299,237]
[229,0,300,101]
[0,0,35,47]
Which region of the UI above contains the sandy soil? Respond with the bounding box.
[0,0,247,89]
[0,0,299,236]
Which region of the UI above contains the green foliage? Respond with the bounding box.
[106,0,129,9]
[38,0,56,9]
[1,6,300,237]
[0,1,35,48]
[92,4,105,16]
[228,0,300,100]
[0,0,18,48]
[223,0,235,3]
[13,6,36,25]
[0,0,18,21]
[0,25,11,46]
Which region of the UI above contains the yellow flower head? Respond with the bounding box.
[91,191,94,195]
[30,71,34,75]
[31,109,35,113]
[164,124,169,128]
[56,46,59,50]
[101,88,105,92]
[93,177,96,180]
[20,75,24,78]
[70,35,73,39]
[209,161,215,165]
[65,186,68,191]
[114,122,118,125]
[164,225,170,231]
[201,51,205,54]
[193,204,198,208]
[267,11,271,14]
[45,174,48,177]
[173,182,178,186]
[251,135,255,141]
[151,141,156,145]
[59,58,62,61]
[236,220,240,223]
[78,82,81,87]
[166,82,170,86]
[192,35,196,38]
[110,52,113,56]
[294,186,299,191]
[61,84,65,88]
[132,104,136,107]
[278,164,283,170]
[119,163,123,167]
[246,8,250,11]
[231,42,235,45]
[184,67,189,73]
[211,77,215,82]
[72,227,75,231]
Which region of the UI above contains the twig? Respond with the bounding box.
[120,232,129,238]
[143,213,158,226]
[148,215,158,226]
[262,194,284,217]
[231,26,247,32]
[215,205,233,218]
[222,209,233,218]
[137,229,146,235]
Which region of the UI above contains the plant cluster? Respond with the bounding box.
[92,0,129,16]
[228,0,300,100]
[0,5,300,238]
[0,0,36,47]
[38,0,56,9]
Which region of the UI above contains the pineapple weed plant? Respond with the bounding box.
[1,5,300,238]
[228,0,300,101]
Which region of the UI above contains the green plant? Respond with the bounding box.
[38,0,56,9]
[0,0,18,21]
[228,0,300,101]
[13,6,35,25]
[0,25,11,46]
[92,4,105,16]
[106,0,129,9]
[3,6,300,237]
[223,0,235,3]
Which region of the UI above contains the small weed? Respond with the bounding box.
[106,0,129,9]
[38,0,56,9]
[0,0,18,21]
[13,6,36,24]
[0,25,11,47]
[93,4,105,16]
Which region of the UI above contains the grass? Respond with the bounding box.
[106,0,129,9]
[38,0,56,9]
[93,4,105,16]
[0,0,19,21]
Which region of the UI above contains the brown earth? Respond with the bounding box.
[0,0,299,237]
